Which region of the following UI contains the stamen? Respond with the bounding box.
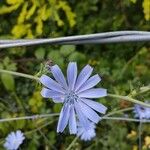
[64,91,79,105]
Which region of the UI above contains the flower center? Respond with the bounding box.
[12,139,18,145]
[64,91,79,105]
[139,106,145,112]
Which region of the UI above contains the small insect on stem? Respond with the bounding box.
[45,59,54,72]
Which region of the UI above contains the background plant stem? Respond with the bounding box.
[107,93,150,107]
[0,69,39,81]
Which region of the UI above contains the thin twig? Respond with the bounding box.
[37,129,57,150]
[105,107,133,117]
[0,69,39,81]
[107,93,150,108]
[66,136,78,150]
[0,113,150,123]
[25,119,56,135]
[119,49,141,78]
[102,117,150,123]
[132,85,150,97]
[138,120,142,150]
[0,113,59,123]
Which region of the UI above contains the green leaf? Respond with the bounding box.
[7,63,17,71]
[47,51,64,68]
[60,45,75,56]
[1,73,15,91]
[68,52,86,62]
[2,57,17,71]
[53,103,62,113]
[48,131,56,145]
[16,119,25,129]
[0,63,3,69]
[35,47,45,59]
[130,0,136,3]
[3,57,10,66]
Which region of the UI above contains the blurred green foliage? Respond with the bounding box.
[0,0,150,150]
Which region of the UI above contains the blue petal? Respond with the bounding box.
[4,130,25,150]
[51,65,68,89]
[75,65,93,91]
[10,132,16,140]
[67,62,77,90]
[16,130,22,137]
[14,143,19,150]
[57,104,70,133]
[78,101,101,123]
[75,102,89,130]
[81,134,87,141]
[40,75,65,94]
[16,131,25,142]
[41,88,64,103]
[78,88,107,98]
[77,74,101,93]
[69,106,77,134]
[77,120,96,141]
[81,98,107,114]
[77,132,83,138]
[52,97,65,103]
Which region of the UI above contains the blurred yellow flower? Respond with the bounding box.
[29,91,44,113]
[133,145,138,150]
[143,0,150,21]
[127,130,137,139]
[6,0,23,5]
[145,136,150,147]
[0,0,76,38]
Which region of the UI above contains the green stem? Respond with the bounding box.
[105,107,133,117]
[0,113,59,123]
[25,119,56,135]
[102,116,150,123]
[12,92,25,113]
[119,49,140,78]
[130,85,150,97]
[0,69,39,81]
[66,137,78,150]
[107,93,150,107]
[138,120,142,150]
